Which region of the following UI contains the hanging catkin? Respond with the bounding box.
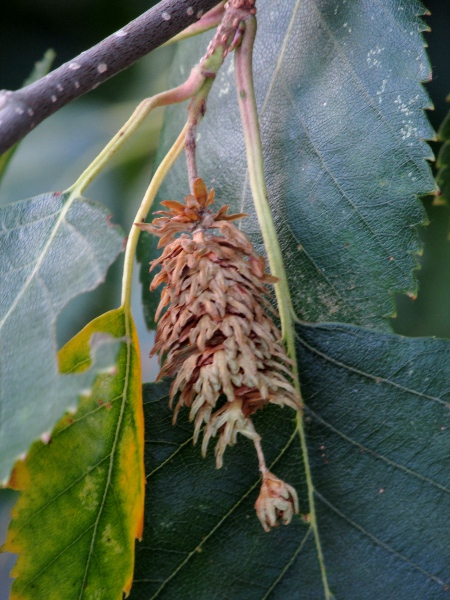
[139,178,301,530]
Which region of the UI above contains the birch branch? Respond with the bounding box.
[0,0,220,156]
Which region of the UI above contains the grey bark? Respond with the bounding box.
[0,0,220,156]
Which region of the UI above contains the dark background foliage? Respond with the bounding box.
[0,0,449,598]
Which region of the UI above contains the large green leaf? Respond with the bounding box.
[133,324,449,599]
[0,191,124,484]
[133,1,446,598]
[3,308,145,599]
[138,0,436,331]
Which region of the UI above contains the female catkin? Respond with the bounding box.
[139,178,301,530]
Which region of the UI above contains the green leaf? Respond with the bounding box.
[3,308,145,600]
[138,0,436,331]
[436,97,450,205]
[133,1,446,598]
[0,50,56,185]
[132,324,450,599]
[0,190,124,484]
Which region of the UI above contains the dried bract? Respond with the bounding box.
[138,178,301,470]
[255,471,299,532]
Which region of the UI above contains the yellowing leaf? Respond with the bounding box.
[3,307,144,600]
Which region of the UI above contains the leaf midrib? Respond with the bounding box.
[78,311,131,599]
[0,196,70,333]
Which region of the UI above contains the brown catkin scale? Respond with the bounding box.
[138,178,301,530]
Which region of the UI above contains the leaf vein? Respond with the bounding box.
[282,80,411,281]
[306,406,450,494]
[0,201,68,333]
[310,0,430,176]
[146,434,195,480]
[0,207,61,235]
[63,218,104,281]
[15,524,95,593]
[295,329,447,406]
[15,453,112,534]
[149,430,299,598]
[315,490,449,589]
[261,527,313,600]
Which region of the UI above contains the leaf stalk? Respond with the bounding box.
[68,68,204,196]
[64,67,211,310]
[234,17,296,358]
[120,126,187,309]
[234,15,333,599]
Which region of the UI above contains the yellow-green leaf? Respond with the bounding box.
[3,307,144,600]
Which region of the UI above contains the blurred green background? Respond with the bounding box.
[0,0,449,597]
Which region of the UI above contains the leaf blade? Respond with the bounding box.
[134,1,446,598]
[139,0,436,330]
[3,307,145,600]
[133,325,450,599]
[0,191,124,483]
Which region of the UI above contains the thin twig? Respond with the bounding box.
[0,0,221,156]
[162,1,226,46]
[185,67,217,190]
[246,420,268,475]
[184,0,255,191]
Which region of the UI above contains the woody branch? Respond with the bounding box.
[0,0,221,156]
